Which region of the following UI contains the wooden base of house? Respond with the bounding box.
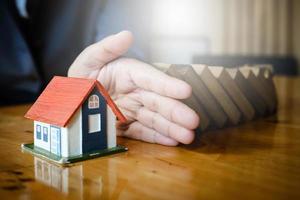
[21,143,128,166]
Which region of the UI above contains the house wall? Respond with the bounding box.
[107,106,116,148]
[65,104,116,154]
[60,126,68,157]
[34,121,51,151]
[34,104,116,157]
[65,107,82,157]
[34,109,82,157]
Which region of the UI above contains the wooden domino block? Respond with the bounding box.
[168,64,228,129]
[166,65,210,131]
[239,66,274,114]
[227,68,267,117]
[209,66,255,121]
[252,65,277,113]
[259,64,274,73]
[192,65,241,125]
[183,94,210,132]
[153,63,171,73]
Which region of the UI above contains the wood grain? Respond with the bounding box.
[0,76,300,199]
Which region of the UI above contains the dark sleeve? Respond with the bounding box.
[30,0,152,83]
[94,0,153,62]
[28,0,105,83]
[0,1,40,105]
[0,0,152,106]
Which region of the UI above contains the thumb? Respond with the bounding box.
[68,30,133,77]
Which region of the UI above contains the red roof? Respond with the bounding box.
[25,76,127,127]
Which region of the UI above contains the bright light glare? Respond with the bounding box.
[152,0,198,36]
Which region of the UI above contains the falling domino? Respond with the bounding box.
[192,65,241,125]
[252,65,277,113]
[154,63,211,130]
[166,65,210,131]
[239,66,274,114]
[153,63,171,73]
[209,66,255,121]
[153,63,277,132]
[168,64,228,129]
[227,68,267,117]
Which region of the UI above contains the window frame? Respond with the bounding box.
[88,114,101,133]
[43,127,48,142]
[88,95,100,109]
[36,125,41,140]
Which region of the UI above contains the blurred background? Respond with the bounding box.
[98,0,299,75]
[0,0,299,105]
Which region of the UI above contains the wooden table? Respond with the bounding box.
[0,76,299,199]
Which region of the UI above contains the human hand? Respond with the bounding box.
[68,31,199,146]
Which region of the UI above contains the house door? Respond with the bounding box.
[50,126,61,156]
[82,89,107,153]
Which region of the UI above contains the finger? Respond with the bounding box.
[121,121,179,146]
[115,90,199,130]
[136,107,195,144]
[120,58,192,99]
[68,30,133,77]
[138,90,200,130]
[112,93,142,121]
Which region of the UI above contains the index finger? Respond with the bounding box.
[124,59,192,99]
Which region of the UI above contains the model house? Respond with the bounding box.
[23,76,127,163]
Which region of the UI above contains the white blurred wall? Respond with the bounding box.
[149,0,293,63]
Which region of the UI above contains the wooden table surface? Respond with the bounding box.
[0,76,299,200]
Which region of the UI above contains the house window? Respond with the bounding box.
[43,127,48,142]
[88,95,99,109]
[88,114,101,133]
[36,125,41,140]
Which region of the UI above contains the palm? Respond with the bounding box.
[69,31,199,146]
[96,59,145,122]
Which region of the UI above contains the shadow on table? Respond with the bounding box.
[183,119,277,155]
